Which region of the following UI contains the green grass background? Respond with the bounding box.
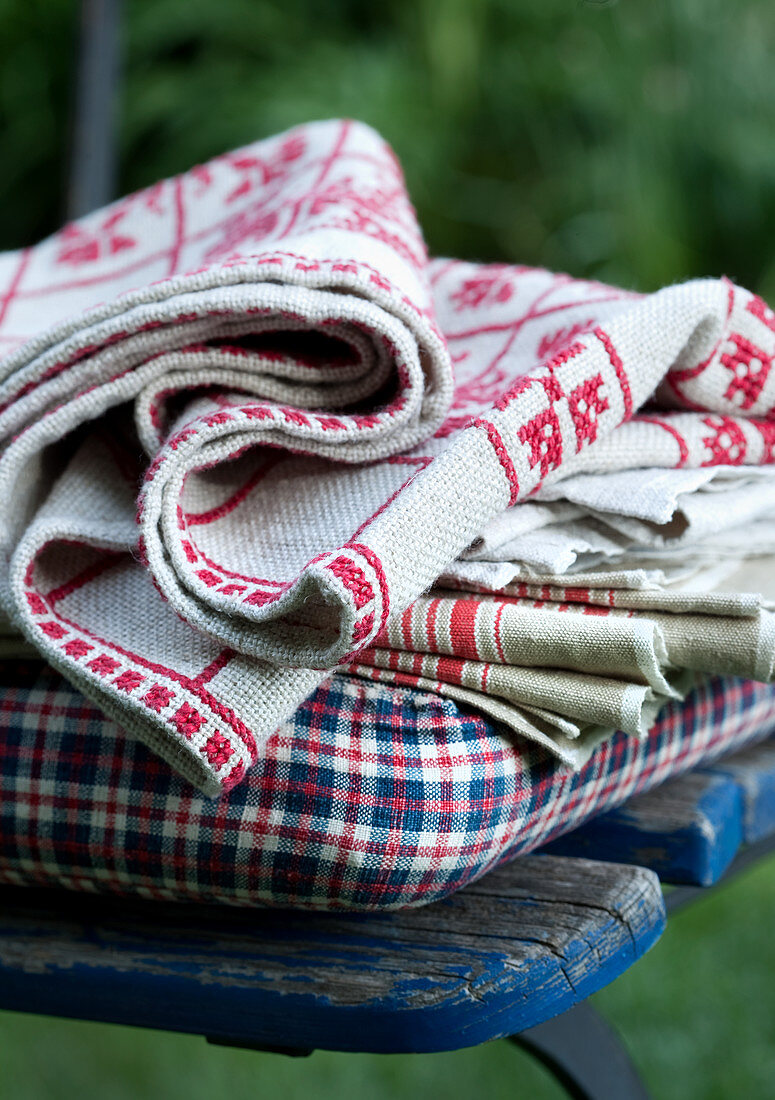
[2,0,775,1095]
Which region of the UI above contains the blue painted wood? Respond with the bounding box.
[543,769,744,887]
[543,736,775,888]
[0,854,665,1054]
[705,739,775,843]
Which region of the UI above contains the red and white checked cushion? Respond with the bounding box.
[0,662,774,910]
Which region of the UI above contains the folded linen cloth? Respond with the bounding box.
[345,584,775,767]
[464,467,775,577]
[3,118,775,794]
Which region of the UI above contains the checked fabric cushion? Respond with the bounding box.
[1,662,774,910]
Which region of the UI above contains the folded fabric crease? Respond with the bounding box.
[2,118,775,794]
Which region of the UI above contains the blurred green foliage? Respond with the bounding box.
[2,0,775,296]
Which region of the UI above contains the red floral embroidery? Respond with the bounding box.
[201,731,234,768]
[537,321,595,361]
[568,374,609,450]
[451,269,515,311]
[56,209,136,266]
[701,416,747,465]
[721,333,772,410]
[302,178,425,271]
[203,209,279,263]
[518,407,563,481]
[223,133,306,202]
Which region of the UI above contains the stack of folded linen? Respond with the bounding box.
[1,118,774,801]
[348,465,775,767]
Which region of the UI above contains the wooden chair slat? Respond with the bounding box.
[543,769,744,886]
[0,854,665,1054]
[706,738,775,843]
[544,735,775,886]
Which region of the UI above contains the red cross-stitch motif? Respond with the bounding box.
[243,589,276,606]
[40,621,67,639]
[63,639,93,659]
[113,670,146,692]
[754,420,775,464]
[518,406,563,481]
[701,416,747,466]
[351,612,375,646]
[25,592,48,615]
[181,540,198,564]
[328,557,373,610]
[201,731,234,768]
[221,761,246,792]
[493,370,563,414]
[143,684,175,712]
[720,333,772,410]
[568,373,609,451]
[88,654,120,677]
[746,294,775,335]
[172,703,204,740]
[450,268,515,311]
[540,371,564,402]
[537,320,596,361]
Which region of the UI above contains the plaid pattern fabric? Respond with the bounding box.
[1,661,775,911]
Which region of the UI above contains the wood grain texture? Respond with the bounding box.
[545,736,775,887]
[544,770,743,886]
[0,854,665,1053]
[707,739,775,843]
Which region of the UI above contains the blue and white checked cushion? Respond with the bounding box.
[1,661,775,910]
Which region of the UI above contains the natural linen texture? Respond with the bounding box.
[348,586,775,767]
[3,119,775,794]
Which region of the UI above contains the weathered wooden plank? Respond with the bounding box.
[543,736,775,887]
[0,854,665,1053]
[706,739,775,843]
[543,770,744,886]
